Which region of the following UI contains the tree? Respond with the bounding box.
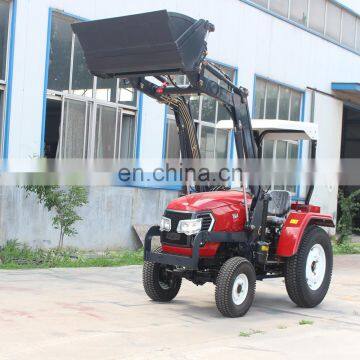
[24,186,88,249]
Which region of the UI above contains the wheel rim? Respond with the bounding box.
[232,273,249,305]
[306,244,326,291]
[158,266,172,290]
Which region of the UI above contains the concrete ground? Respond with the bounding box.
[0,256,359,360]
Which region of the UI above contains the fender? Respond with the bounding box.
[277,212,335,257]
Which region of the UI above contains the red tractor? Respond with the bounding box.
[73,10,335,317]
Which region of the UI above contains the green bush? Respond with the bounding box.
[336,189,360,244]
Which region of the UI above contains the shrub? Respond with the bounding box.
[336,189,360,244]
[23,186,88,249]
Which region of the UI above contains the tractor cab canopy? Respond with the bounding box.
[217,119,318,142]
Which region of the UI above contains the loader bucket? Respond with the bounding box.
[71,10,213,78]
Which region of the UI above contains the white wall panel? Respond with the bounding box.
[7,0,360,159]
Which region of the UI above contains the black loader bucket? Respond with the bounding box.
[71,10,214,78]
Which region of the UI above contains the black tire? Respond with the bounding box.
[215,257,256,318]
[143,247,182,302]
[285,225,333,308]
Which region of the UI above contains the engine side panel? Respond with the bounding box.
[277,211,335,257]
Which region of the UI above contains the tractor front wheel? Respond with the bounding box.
[215,257,256,317]
[143,247,182,302]
[285,225,333,308]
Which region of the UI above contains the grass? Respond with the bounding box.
[0,240,144,270]
[332,241,360,255]
[239,329,265,337]
[299,319,314,326]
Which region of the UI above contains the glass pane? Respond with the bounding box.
[48,14,74,92]
[96,77,117,103]
[0,89,3,152]
[262,140,274,158]
[270,0,289,17]
[265,83,279,119]
[290,0,308,25]
[120,114,136,158]
[215,129,228,159]
[255,78,266,119]
[278,86,291,120]
[166,120,180,159]
[94,105,117,158]
[325,2,342,42]
[342,11,356,48]
[290,91,302,121]
[61,99,87,158]
[201,95,217,123]
[287,142,299,158]
[252,0,268,8]
[309,0,326,33]
[189,95,200,120]
[0,0,9,80]
[200,126,215,158]
[71,36,93,97]
[217,103,230,122]
[118,80,137,107]
[276,140,287,159]
[357,20,360,51]
[219,66,235,89]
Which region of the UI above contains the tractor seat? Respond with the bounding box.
[267,190,291,225]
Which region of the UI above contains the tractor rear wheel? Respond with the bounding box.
[143,247,182,302]
[285,225,333,308]
[215,257,256,317]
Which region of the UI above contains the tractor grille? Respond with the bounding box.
[160,210,214,247]
[197,213,214,231]
[161,210,192,246]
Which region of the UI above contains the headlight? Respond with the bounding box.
[160,216,171,232]
[177,218,202,236]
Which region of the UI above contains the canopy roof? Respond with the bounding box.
[217,119,318,141]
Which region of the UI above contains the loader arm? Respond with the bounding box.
[72,9,262,205]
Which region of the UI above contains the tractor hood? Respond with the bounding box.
[167,190,250,212]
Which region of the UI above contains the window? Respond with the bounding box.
[255,78,302,122]
[270,0,289,17]
[254,77,303,192]
[309,0,326,33]
[60,99,89,158]
[325,2,342,41]
[120,114,136,158]
[0,89,4,149]
[357,19,360,51]
[0,0,10,157]
[0,0,9,81]
[71,36,93,98]
[290,0,308,26]
[48,13,74,92]
[46,12,138,159]
[164,64,235,159]
[341,11,357,48]
[94,105,117,158]
[249,0,360,53]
